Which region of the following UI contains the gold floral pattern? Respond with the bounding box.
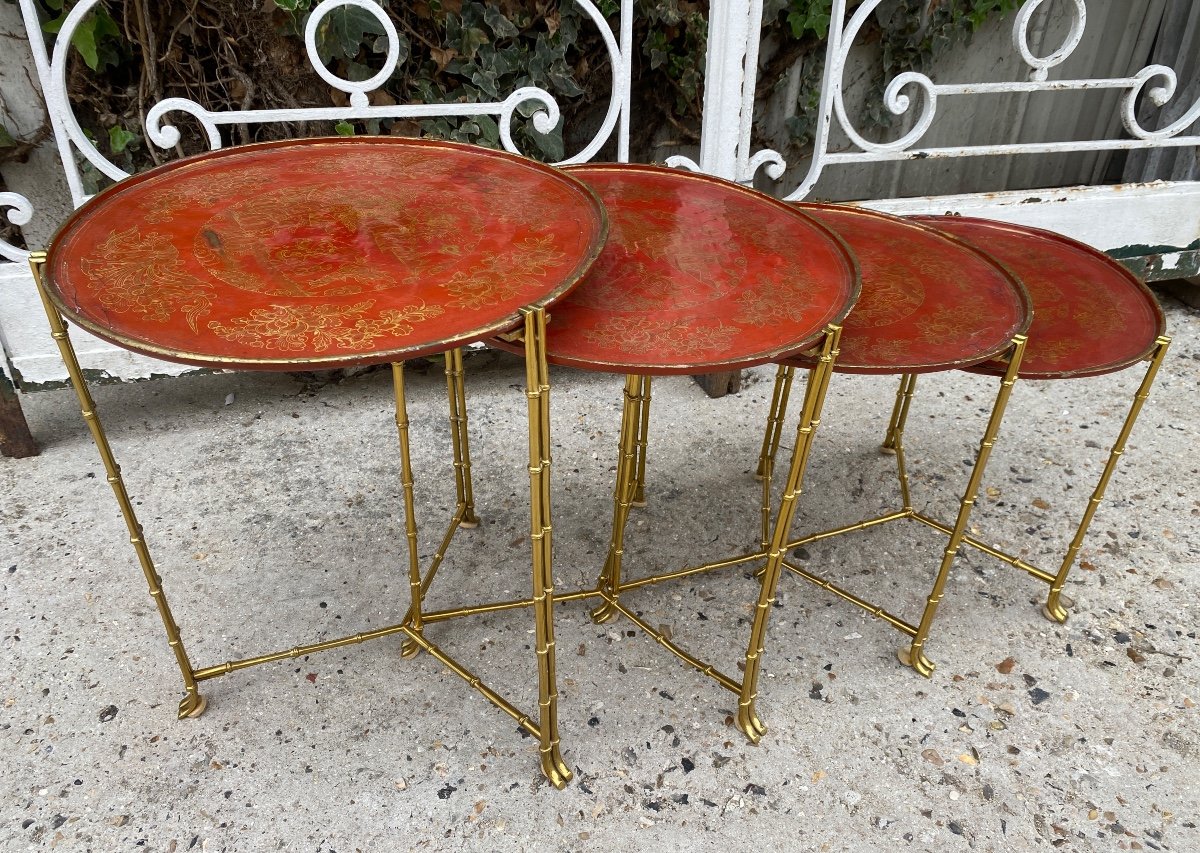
[207,300,444,352]
[440,234,566,309]
[581,316,738,357]
[913,295,991,344]
[141,170,277,225]
[735,286,819,326]
[79,227,214,331]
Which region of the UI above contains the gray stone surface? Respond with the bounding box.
[2,297,1197,852]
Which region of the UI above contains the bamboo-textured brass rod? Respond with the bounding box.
[399,627,542,739]
[784,510,912,551]
[30,253,207,719]
[632,376,652,506]
[393,362,426,657]
[910,513,1057,584]
[903,334,1027,677]
[1044,336,1171,622]
[609,600,741,694]
[616,551,768,592]
[193,622,414,681]
[738,324,841,742]
[780,560,919,636]
[421,587,603,624]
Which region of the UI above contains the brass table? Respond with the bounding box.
[758,205,1031,676]
[494,164,860,742]
[914,216,1170,624]
[30,136,606,787]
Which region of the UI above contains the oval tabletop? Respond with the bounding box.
[780,206,1030,375]
[913,216,1166,379]
[43,137,607,370]
[492,165,859,375]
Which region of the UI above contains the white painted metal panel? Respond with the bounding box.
[858,180,1200,257]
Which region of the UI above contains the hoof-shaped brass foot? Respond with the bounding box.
[541,748,573,789]
[400,637,422,659]
[459,511,481,529]
[1042,600,1069,624]
[879,442,897,455]
[630,499,647,508]
[736,706,767,744]
[178,692,207,719]
[897,646,935,678]
[589,599,618,624]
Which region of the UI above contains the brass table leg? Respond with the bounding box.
[631,376,652,507]
[444,348,480,528]
[899,335,1026,675]
[881,374,919,513]
[1042,336,1171,622]
[591,374,648,624]
[737,325,841,742]
[756,365,795,480]
[756,365,796,551]
[29,252,206,719]
[521,307,570,788]
[392,363,427,660]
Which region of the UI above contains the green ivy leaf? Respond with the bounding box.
[475,114,501,147]
[315,6,386,63]
[373,33,410,66]
[0,124,15,150]
[528,121,564,162]
[457,26,490,61]
[483,6,519,39]
[108,125,138,154]
[470,67,501,98]
[334,120,356,136]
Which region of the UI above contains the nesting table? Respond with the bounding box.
[758,205,1032,676]
[914,216,1170,623]
[29,136,1172,786]
[31,137,606,787]
[495,164,859,741]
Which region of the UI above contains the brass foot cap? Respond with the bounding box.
[458,518,480,529]
[880,444,897,455]
[897,647,935,677]
[179,694,208,719]
[1041,603,1068,624]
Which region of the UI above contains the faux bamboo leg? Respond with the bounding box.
[1043,336,1171,623]
[29,253,206,719]
[737,325,841,743]
[522,308,570,788]
[757,365,795,554]
[631,376,652,507]
[900,336,1027,676]
[445,348,480,528]
[590,374,644,624]
[755,365,795,480]
[392,363,428,661]
[886,374,918,512]
[881,373,916,453]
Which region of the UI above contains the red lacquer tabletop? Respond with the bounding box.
[780,206,1030,375]
[913,216,1166,379]
[493,165,859,375]
[44,137,607,370]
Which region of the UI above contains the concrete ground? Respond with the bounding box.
[2,295,1197,852]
